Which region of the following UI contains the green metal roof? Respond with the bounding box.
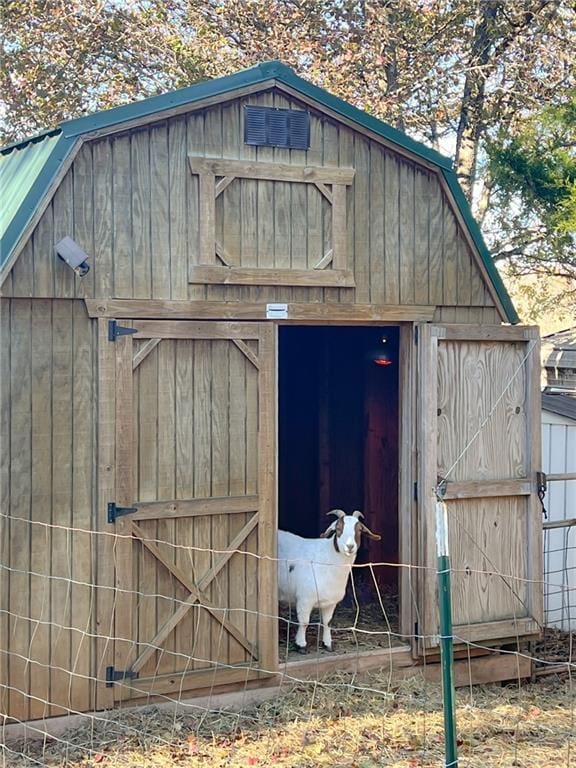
[0,130,75,268]
[0,60,517,322]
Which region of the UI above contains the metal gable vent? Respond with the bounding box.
[244,105,310,150]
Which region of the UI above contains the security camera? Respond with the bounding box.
[55,236,90,277]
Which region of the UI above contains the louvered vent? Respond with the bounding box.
[244,106,310,149]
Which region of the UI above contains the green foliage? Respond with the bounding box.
[486,94,576,291]
[0,0,213,142]
[489,96,576,238]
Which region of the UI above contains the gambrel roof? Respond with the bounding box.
[0,60,518,322]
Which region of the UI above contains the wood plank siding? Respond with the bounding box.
[2,90,498,319]
[0,298,99,718]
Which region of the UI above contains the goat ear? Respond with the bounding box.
[320,521,337,538]
[359,522,381,541]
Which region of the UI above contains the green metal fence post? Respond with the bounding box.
[436,495,458,768]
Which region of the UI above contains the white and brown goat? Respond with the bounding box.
[277,510,381,653]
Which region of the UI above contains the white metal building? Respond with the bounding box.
[542,391,576,630]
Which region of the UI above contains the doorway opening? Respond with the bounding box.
[278,325,401,658]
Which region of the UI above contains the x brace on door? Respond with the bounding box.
[124,511,260,677]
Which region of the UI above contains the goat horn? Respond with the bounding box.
[359,522,381,541]
[352,510,364,519]
[327,509,346,519]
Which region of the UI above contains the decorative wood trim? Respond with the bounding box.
[199,173,215,265]
[232,339,260,369]
[189,266,355,287]
[331,184,348,271]
[132,495,259,521]
[85,299,438,322]
[188,155,354,287]
[257,322,278,675]
[313,249,333,270]
[433,324,538,341]
[398,324,416,648]
[126,513,259,680]
[113,333,136,692]
[130,319,262,339]
[453,618,539,644]
[314,181,333,203]
[95,318,116,709]
[189,156,355,185]
[215,176,236,198]
[416,323,439,651]
[195,513,260,589]
[418,651,532,687]
[132,338,161,370]
[215,240,237,267]
[443,479,532,500]
[130,522,256,672]
[118,665,269,699]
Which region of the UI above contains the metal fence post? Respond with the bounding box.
[436,495,458,768]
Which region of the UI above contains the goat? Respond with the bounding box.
[277,509,381,653]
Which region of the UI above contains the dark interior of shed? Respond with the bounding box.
[278,326,400,652]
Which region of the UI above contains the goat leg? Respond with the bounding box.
[321,603,336,651]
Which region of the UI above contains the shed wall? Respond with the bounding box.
[0,298,98,720]
[3,90,497,318]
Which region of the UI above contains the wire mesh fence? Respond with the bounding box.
[0,499,574,768]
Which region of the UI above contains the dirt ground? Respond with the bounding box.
[279,586,404,662]
[4,669,574,767]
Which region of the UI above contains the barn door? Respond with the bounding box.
[416,324,543,651]
[108,320,276,700]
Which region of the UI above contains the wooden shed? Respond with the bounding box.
[0,61,543,722]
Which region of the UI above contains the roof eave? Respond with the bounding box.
[60,61,454,172]
[61,62,278,139]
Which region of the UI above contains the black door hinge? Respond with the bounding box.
[108,320,137,342]
[106,666,138,687]
[107,502,137,524]
[414,326,419,345]
[414,622,419,638]
[537,471,548,519]
[413,482,418,502]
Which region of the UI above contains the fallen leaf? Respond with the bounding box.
[93,754,105,764]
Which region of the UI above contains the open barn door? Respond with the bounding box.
[106,320,276,701]
[416,324,543,653]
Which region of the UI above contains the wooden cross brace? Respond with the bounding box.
[127,513,259,675]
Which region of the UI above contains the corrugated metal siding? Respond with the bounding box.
[542,416,576,630]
